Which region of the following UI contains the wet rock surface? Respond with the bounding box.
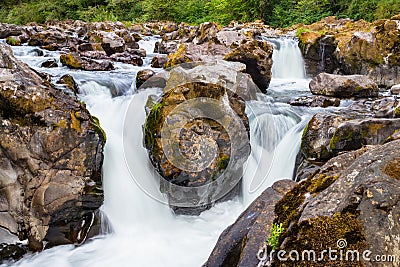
[0,43,105,254]
[205,180,296,267]
[143,75,251,214]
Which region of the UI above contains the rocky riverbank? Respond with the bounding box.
[0,14,399,266]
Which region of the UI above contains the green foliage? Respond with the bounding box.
[267,223,285,250]
[0,0,398,26]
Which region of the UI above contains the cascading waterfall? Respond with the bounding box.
[263,37,307,79]
[4,36,312,267]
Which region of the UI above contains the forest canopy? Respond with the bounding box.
[0,0,399,27]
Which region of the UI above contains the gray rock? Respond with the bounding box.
[391,84,400,95]
[310,72,379,98]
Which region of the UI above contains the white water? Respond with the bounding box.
[266,37,307,79]
[4,37,312,267]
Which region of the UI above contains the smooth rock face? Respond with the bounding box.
[143,80,250,215]
[0,44,105,252]
[163,61,258,101]
[309,72,379,98]
[391,84,400,95]
[205,180,296,267]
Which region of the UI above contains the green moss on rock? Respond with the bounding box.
[90,115,106,145]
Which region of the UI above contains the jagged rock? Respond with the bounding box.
[56,74,79,94]
[205,180,296,267]
[329,118,400,154]
[5,36,22,46]
[164,43,231,68]
[298,17,400,88]
[41,58,58,68]
[126,48,146,58]
[0,23,23,39]
[309,73,379,98]
[151,55,168,68]
[348,97,399,118]
[143,80,250,215]
[289,95,340,108]
[193,22,222,44]
[60,53,114,71]
[154,41,178,54]
[224,40,273,93]
[0,43,105,251]
[136,69,155,88]
[215,30,248,48]
[301,113,349,162]
[274,141,400,267]
[109,52,143,66]
[28,29,79,47]
[89,31,125,56]
[0,243,28,263]
[161,22,178,33]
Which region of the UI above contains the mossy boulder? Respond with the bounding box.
[193,22,222,45]
[297,16,400,88]
[329,118,400,154]
[0,43,105,255]
[301,113,349,162]
[60,53,114,71]
[143,81,250,214]
[309,73,379,98]
[209,140,400,266]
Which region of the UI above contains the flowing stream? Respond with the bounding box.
[5,37,312,267]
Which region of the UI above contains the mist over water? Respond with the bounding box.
[6,36,312,267]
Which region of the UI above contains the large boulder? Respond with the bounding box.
[309,73,379,98]
[0,44,105,254]
[88,30,126,56]
[143,79,251,214]
[391,84,400,95]
[297,17,400,88]
[60,53,114,71]
[0,23,24,39]
[164,43,231,68]
[300,113,349,162]
[224,40,273,93]
[208,140,400,267]
[205,180,296,267]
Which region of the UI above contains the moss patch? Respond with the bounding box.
[383,158,400,180]
[275,212,367,267]
[89,115,106,145]
[144,102,164,151]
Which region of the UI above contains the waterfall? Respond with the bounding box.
[263,37,307,79]
[5,37,312,267]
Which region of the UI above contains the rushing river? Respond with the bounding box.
[5,36,313,267]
